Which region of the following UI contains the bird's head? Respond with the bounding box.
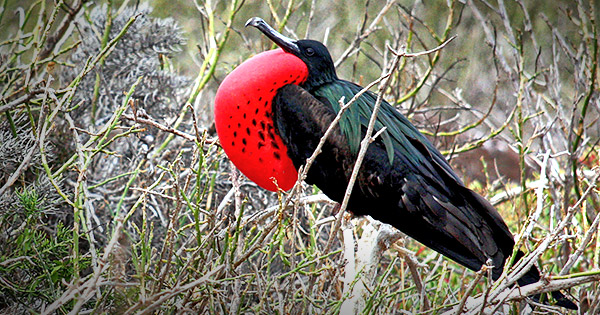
[246,17,338,91]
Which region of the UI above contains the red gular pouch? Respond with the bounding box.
[215,49,309,191]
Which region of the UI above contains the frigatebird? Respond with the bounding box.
[213,17,576,310]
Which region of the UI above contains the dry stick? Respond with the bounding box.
[125,265,225,314]
[453,263,491,315]
[396,244,431,311]
[24,0,65,88]
[303,0,317,38]
[489,274,600,310]
[388,35,457,58]
[560,212,600,275]
[421,83,496,139]
[242,194,333,227]
[0,89,46,114]
[523,151,551,239]
[476,169,600,311]
[187,103,204,142]
[467,0,513,78]
[476,266,495,314]
[341,223,357,302]
[38,0,85,60]
[513,169,600,277]
[122,113,215,144]
[340,222,402,314]
[321,60,398,255]
[152,160,185,295]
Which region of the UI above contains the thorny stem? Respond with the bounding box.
[571,16,598,199]
[90,0,113,124]
[154,0,243,156]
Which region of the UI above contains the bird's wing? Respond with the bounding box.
[273,83,515,278]
[314,80,462,185]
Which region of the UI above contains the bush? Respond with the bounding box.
[0,0,598,314]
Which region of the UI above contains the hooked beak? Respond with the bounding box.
[245,17,300,55]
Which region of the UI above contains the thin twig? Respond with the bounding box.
[121,113,215,144]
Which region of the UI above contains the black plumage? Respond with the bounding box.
[247,17,576,310]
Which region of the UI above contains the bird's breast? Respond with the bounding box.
[214,49,309,191]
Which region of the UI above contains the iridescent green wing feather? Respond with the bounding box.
[314,80,462,184]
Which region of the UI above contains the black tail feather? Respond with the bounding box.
[514,251,577,310]
[551,290,578,310]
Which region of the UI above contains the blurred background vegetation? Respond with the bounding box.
[0,0,598,314]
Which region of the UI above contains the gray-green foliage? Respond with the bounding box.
[63,3,189,121]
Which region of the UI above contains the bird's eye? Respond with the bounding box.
[305,47,315,56]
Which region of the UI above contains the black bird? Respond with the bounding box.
[214,17,577,310]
